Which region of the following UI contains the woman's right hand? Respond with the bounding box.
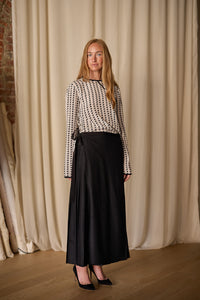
[124,174,131,182]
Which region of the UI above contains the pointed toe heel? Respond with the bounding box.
[73,265,95,290]
[89,265,112,286]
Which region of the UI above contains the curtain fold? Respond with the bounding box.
[0,173,14,260]
[12,0,200,252]
[0,104,16,260]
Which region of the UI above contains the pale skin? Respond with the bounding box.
[68,43,131,284]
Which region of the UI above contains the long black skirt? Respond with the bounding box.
[66,131,130,267]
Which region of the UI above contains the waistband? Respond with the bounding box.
[76,131,120,139]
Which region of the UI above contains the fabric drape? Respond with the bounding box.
[0,104,17,260]
[12,0,200,252]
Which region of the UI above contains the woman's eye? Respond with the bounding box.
[97,53,102,56]
[87,53,92,57]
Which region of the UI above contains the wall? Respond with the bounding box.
[0,0,15,124]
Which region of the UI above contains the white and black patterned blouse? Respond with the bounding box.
[64,78,132,178]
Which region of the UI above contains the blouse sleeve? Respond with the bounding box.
[115,86,132,175]
[64,82,79,178]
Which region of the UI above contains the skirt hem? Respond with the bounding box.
[66,253,130,267]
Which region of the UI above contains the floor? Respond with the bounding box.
[0,243,200,300]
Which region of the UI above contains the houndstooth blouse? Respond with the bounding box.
[64,78,132,178]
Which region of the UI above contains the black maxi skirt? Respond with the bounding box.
[66,131,130,267]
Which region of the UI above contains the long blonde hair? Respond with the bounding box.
[77,39,118,109]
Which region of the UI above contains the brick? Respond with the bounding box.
[7,110,15,117]
[6,36,12,43]
[5,44,12,51]
[6,1,12,9]
[0,93,6,101]
[5,85,14,91]
[6,97,14,103]
[0,22,6,28]
[0,0,15,123]
[1,89,15,96]
[5,22,12,30]
[5,104,10,111]
[6,103,15,112]
[6,103,15,110]
[0,88,7,95]
[5,81,15,89]
[5,76,14,82]
[4,53,13,62]
[3,11,10,18]
[0,81,4,89]
[6,95,15,102]
[7,110,15,116]
[4,60,13,66]
[4,67,14,74]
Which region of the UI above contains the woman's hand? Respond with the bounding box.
[124,174,131,182]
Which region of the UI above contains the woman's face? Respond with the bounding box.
[87,43,103,74]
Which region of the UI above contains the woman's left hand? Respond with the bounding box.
[124,174,131,182]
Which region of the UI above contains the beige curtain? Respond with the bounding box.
[0,104,16,260]
[12,0,200,252]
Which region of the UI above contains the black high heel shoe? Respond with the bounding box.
[73,265,95,290]
[89,265,112,285]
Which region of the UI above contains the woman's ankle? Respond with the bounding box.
[92,265,107,280]
[75,265,92,284]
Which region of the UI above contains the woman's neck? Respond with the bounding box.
[89,71,102,80]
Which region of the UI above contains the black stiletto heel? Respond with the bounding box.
[89,265,112,285]
[73,265,95,290]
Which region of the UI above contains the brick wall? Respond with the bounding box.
[0,0,15,124]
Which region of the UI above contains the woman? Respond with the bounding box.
[64,38,132,290]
